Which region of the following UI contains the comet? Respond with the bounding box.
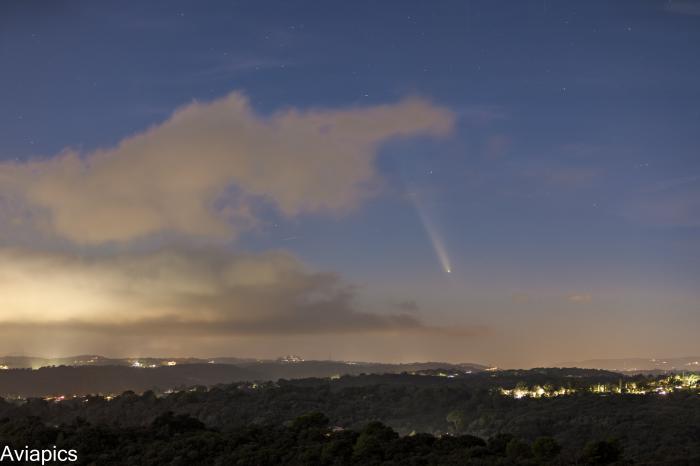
[410,193,453,275]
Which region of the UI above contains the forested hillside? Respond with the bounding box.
[0,371,698,464]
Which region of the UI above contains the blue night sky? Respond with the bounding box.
[0,0,698,367]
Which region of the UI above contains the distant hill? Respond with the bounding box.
[0,355,487,372]
[0,357,489,398]
[0,355,256,370]
[558,356,700,373]
[236,360,488,381]
[0,364,262,398]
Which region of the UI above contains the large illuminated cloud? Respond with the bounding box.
[0,247,476,338]
[0,93,453,244]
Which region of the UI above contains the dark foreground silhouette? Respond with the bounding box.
[0,371,697,464]
[0,412,625,465]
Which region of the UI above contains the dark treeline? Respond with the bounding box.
[0,370,698,464]
[0,412,625,465]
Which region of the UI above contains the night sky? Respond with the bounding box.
[0,0,698,367]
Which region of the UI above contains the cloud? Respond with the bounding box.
[0,247,475,338]
[510,292,532,304]
[458,105,508,125]
[567,294,592,303]
[395,300,420,312]
[623,186,700,227]
[0,92,454,244]
[641,175,700,194]
[520,166,599,188]
[482,134,511,160]
[665,1,700,16]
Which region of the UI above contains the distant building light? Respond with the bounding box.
[277,354,305,363]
